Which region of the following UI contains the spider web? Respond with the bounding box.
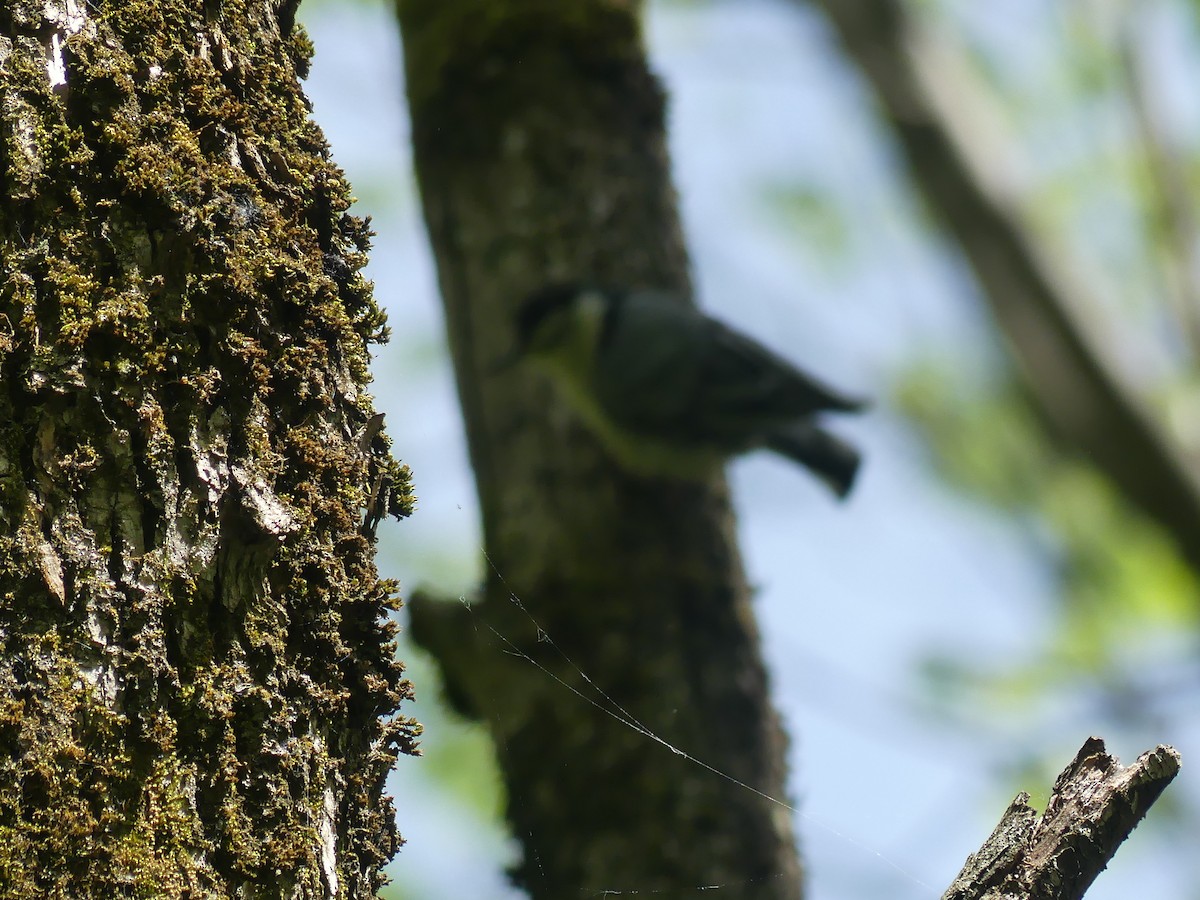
[437,549,936,899]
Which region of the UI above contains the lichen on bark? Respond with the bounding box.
[0,1,418,896]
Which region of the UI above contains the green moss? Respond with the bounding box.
[0,0,417,894]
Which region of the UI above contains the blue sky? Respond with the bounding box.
[299,2,1197,897]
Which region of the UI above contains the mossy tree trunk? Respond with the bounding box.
[0,1,418,897]
[398,2,803,898]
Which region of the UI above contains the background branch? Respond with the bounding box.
[1117,11,1200,358]
[398,2,802,895]
[807,0,1200,572]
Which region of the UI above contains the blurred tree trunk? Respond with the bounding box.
[807,0,1200,572]
[0,1,417,897]
[397,2,803,898]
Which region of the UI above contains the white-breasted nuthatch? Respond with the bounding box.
[512,284,864,497]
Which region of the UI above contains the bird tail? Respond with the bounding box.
[765,422,861,499]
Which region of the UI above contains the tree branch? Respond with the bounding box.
[807,0,1200,572]
[398,2,802,896]
[942,737,1180,900]
[1117,13,1200,358]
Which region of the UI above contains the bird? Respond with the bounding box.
[510,283,864,498]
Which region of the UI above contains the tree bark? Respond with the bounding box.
[0,1,417,896]
[397,2,802,897]
[942,738,1180,900]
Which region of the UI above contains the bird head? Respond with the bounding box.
[506,282,614,368]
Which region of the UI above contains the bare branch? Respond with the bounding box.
[808,0,1200,572]
[942,737,1181,900]
[1117,13,1200,359]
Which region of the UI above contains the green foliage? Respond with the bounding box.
[760,181,854,273]
[898,357,1199,721]
[405,645,507,819]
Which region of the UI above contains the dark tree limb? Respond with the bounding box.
[397,2,802,897]
[807,0,1200,573]
[943,738,1180,900]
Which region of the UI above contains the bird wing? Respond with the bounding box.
[592,300,699,430]
[695,320,862,422]
[593,295,859,447]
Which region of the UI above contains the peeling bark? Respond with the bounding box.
[943,738,1180,900]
